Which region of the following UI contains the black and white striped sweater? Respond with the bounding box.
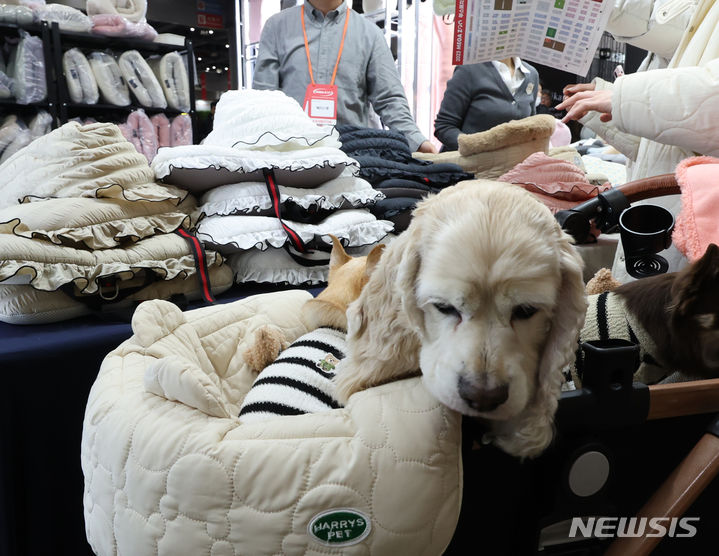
[238,327,346,423]
[568,291,669,390]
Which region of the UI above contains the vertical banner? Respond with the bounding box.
[453,0,467,65]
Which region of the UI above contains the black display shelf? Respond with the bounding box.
[54,26,185,54]
[49,22,197,140]
[63,101,186,117]
[0,20,58,126]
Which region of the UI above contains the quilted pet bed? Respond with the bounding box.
[81,290,462,555]
[196,208,393,256]
[0,231,231,324]
[152,89,357,191]
[149,51,190,112]
[198,168,383,223]
[63,48,100,104]
[0,121,187,210]
[118,50,166,109]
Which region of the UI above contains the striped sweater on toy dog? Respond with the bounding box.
[238,327,346,423]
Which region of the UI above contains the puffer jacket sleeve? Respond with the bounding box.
[611,58,719,157]
[606,0,695,61]
[580,77,642,162]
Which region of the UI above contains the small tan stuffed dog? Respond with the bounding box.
[242,236,385,374]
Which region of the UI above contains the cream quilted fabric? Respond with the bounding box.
[0,196,195,250]
[82,291,463,555]
[0,121,187,209]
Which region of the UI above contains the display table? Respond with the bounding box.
[0,284,321,556]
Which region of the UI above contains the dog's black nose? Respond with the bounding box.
[458,377,509,412]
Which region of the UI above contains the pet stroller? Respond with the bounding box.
[447,173,719,555]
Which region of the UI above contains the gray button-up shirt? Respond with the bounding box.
[252,1,427,151]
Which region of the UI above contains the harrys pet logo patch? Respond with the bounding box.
[316,353,340,373]
[308,508,371,546]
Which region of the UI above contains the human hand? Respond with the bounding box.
[562,82,596,100]
[417,140,438,154]
[556,90,613,124]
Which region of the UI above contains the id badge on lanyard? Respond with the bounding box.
[300,4,349,128]
[303,84,338,127]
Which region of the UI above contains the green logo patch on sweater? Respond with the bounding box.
[308,509,371,546]
[316,353,340,373]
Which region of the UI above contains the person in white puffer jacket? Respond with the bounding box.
[559,0,719,282]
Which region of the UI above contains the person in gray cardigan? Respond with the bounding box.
[434,58,539,151]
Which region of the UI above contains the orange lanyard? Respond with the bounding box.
[301,3,350,86]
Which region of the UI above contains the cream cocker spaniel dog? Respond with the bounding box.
[333,180,587,458]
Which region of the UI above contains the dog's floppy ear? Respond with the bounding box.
[396,228,426,335]
[328,234,351,271]
[334,231,423,403]
[494,231,587,458]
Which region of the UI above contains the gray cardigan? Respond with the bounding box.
[434,61,539,151]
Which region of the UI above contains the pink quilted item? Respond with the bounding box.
[499,151,611,213]
[672,156,719,262]
[91,14,158,41]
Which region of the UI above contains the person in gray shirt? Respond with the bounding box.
[252,0,437,153]
[434,58,539,151]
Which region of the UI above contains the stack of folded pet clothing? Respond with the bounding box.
[414,114,557,180]
[498,151,616,281]
[152,89,393,287]
[336,125,473,233]
[0,121,233,324]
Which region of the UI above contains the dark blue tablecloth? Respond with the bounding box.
[0,284,321,556]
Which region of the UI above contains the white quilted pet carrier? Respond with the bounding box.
[81,290,462,555]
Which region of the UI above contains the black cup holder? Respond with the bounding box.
[619,204,675,278]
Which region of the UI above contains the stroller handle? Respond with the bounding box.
[555,173,680,243]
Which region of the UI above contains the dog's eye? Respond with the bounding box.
[511,304,538,320]
[433,302,461,318]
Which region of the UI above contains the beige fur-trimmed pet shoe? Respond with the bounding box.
[414,114,557,179]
